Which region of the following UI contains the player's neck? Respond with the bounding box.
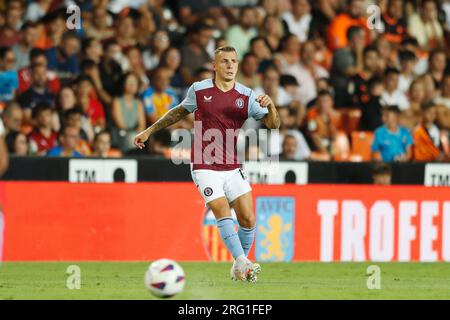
[214,77,235,92]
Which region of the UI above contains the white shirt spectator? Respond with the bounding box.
[380,90,410,111]
[398,74,413,94]
[296,63,329,106]
[267,130,311,160]
[282,11,312,43]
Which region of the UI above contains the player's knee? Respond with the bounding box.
[240,214,255,228]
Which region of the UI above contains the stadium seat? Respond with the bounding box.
[337,108,362,135]
[350,131,374,162]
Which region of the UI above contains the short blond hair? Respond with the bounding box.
[214,46,237,56]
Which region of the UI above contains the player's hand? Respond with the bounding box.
[256,94,274,108]
[134,130,150,149]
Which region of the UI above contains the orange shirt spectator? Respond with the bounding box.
[412,104,443,161]
[326,0,370,50]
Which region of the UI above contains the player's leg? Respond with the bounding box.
[231,191,256,257]
[225,168,261,283]
[191,169,249,281]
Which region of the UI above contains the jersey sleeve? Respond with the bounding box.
[248,90,269,120]
[181,84,197,113]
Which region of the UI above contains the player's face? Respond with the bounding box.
[214,51,239,82]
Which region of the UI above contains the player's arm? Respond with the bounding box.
[257,94,280,129]
[134,105,190,149]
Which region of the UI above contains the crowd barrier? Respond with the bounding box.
[1,182,449,262]
[3,156,450,185]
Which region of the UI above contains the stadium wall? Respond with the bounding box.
[1,182,449,262]
[3,157,450,185]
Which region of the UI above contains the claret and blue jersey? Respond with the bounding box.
[181,78,269,171]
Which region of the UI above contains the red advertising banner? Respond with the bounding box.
[2,182,449,262]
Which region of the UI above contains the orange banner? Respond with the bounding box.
[2,182,450,262]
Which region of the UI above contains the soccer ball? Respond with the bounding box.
[144,259,185,298]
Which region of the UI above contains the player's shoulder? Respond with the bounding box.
[191,78,214,92]
[234,81,253,97]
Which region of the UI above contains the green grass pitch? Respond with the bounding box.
[1,262,450,300]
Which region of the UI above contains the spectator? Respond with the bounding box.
[73,75,106,133]
[421,73,439,103]
[254,66,293,108]
[92,130,121,158]
[359,76,384,131]
[84,5,115,41]
[159,47,184,91]
[330,26,365,107]
[180,22,214,85]
[225,6,258,60]
[46,31,81,82]
[380,0,407,44]
[61,108,92,156]
[0,47,18,103]
[306,89,341,155]
[279,134,298,160]
[428,48,447,91]
[99,40,123,98]
[24,0,52,22]
[407,0,444,49]
[249,36,273,72]
[412,102,445,161]
[236,53,261,89]
[372,105,413,162]
[28,103,58,155]
[17,63,56,122]
[12,22,39,70]
[260,14,285,52]
[17,48,60,95]
[1,102,23,134]
[271,106,311,160]
[80,59,112,107]
[143,30,171,71]
[380,67,409,111]
[114,15,138,50]
[400,78,426,130]
[274,34,301,79]
[295,41,329,106]
[398,50,417,94]
[125,46,149,91]
[347,45,380,108]
[5,130,28,156]
[282,0,312,43]
[327,0,370,50]
[0,5,22,47]
[35,9,67,50]
[141,67,179,125]
[372,162,392,185]
[47,126,83,157]
[111,72,146,152]
[81,38,104,64]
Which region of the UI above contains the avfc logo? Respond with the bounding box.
[255,196,295,262]
[235,98,244,108]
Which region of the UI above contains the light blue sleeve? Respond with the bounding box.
[248,90,269,120]
[181,84,197,113]
[371,129,382,152]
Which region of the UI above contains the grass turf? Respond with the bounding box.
[0,262,450,300]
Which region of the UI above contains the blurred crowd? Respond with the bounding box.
[0,0,450,162]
